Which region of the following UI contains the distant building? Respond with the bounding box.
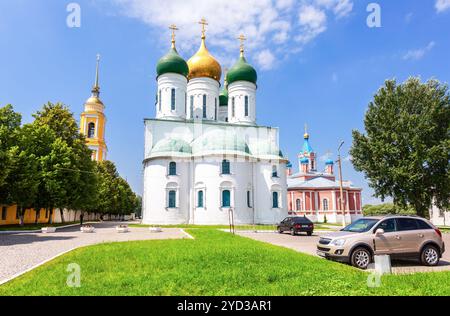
[286,130,363,223]
[429,202,449,227]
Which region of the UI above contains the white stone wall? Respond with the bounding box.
[218,105,228,122]
[156,73,187,120]
[430,203,450,226]
[228,81,257,125]
[187,77,220,120]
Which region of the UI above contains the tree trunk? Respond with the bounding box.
[34,208,39,225]
[59,208,65,223]
[48,207,54,224]
[19,206,25,226]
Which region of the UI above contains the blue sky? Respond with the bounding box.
[0,0,449,205]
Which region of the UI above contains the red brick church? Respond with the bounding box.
[286,130,363,223]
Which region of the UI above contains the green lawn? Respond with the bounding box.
[1,229,449,296]
[0,221,84,231]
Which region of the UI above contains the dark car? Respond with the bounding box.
[277,216,314,236]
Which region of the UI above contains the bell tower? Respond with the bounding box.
[80,54,107,161]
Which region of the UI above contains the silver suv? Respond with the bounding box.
[316,215,445,269]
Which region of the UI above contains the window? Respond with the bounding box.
[87,122,95,138]
[190,95,194,119]
[171,88,176,111]
[215,98,217,120]
[232,97,235,117]
[272,192,279,208]
[416,219,432,230]
[296,199,301,211]
[203,95,207,119]
[376,219,396,233]
[311,159,315,170]
[1,207,7,221]
[396,218,418,231]
[247,191,252,208]
[168,162,177,176]
[168,190,177,208]
[222,190,231,207]
[158,89,162,111]
[245,96,249,116]
[221,160,230,175]
[197,190,204,208]
[323,199,329,211]
[272,165,278,178]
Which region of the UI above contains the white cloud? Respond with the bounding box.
[403,41,435,61]
[109,0,353,71]
[256,50,276,70]
[435,0,450,13]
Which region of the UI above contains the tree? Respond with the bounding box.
[362,203,415,216]
[351,78,450,217]
[32,102,96,223]
[0,105,22,200]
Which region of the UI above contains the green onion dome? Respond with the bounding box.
[226,52,257,85]
[156,46,189,78]
[219,85,228,106]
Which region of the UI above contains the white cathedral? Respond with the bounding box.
[142,22,288,225]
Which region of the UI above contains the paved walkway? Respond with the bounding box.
[0,222,189,284]
[237,231,450,274]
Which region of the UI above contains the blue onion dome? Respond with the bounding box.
[226,49,257,85]
[325,159,334,165]
[286,161,293,168]
[300,157,309,164]
[156,44,189,78]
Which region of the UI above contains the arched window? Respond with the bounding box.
[197,190,204,208]
[168,162,177,176]
[88,122,95,138]
[232,97,235,117]
[158,89,162,111]
[222,190,231,207]
[202,95,207,118]
[272,165,278,178]
[171,88,176,111]
[296,199,301,211]
[168,190,176,208]
[247,191,252,208]
[311,159,315,170]
[245,96,249,117]
[323,198,329,211]
[190,95,194,119]
[272,191,279,208]
[221,160,230,175]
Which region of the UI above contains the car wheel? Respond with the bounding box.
[350,247,371,270]
[290,228,296,236]
[307,232,313,236]
[420,245,440,266]
[278,228,283,234]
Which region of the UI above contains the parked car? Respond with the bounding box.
[316,215,445,269]
[277,216,314,236]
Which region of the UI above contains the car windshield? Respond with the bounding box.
[342,218,379,233]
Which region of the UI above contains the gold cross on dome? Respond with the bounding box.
[199,18,208,36]
[169,24,178,43]
[304,123,308,134]
[237,34,247,51]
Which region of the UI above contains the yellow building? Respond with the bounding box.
[79,55,107,161]
[0,205,54,226]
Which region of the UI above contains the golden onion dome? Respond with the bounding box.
[187,35,222,81]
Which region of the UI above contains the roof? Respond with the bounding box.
[287,176,362,190]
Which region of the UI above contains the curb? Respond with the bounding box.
[0,221,99,235]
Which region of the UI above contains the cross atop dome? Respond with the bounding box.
[169,24,178,47]
[237,34,247,55]
[199,18,208,39]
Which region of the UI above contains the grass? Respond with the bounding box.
[1,229,449,296]
[438,227,450,233]
[0,221,85,231]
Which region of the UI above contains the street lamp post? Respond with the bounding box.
[337,141,346,228]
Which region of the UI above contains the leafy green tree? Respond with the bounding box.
[0,105,22,200]
[362,203,415,216]
[351,78,450,217]
[32,102,96,223]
